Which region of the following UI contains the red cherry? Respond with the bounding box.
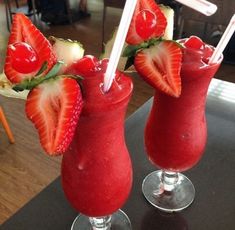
[135,9,157,40]
[8,42,40,74]
[71,55,99,76]
[184,36,204,50]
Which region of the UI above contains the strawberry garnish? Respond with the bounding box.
[126,0,167,45]
[4,13,56,83]
[134,41,182,97]
[25,77,83,155]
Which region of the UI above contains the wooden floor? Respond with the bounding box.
[0,0,235,224]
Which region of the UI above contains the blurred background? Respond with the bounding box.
[1,0,235,70]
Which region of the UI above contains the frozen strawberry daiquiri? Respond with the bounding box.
[145,37,221,172]
[141,37,222,212]
[124,0,223,212]
[62,57,133,229]
[4,14,133,229]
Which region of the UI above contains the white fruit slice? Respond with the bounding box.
[160,5,174,40]
[49,36,85,73]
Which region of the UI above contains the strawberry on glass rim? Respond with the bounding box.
[126,0,167,45]
[134,40,182,97]
[123,0,182,98]
[25,77,83,156]
[4,13,56,84]
[10,60,84,156]
[3,13,85,156]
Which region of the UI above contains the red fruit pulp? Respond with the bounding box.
[8,42,40,74]
[144,40,222,172]
[136,9,157,40]
[184,36,204,50]
[99,58,109,70]
[71,55,99,76]
[61,67,133,216]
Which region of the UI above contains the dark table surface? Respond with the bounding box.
[1,79,235,230]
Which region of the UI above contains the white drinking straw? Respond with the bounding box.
[209,14,235,64]
[103,0,138,92]
[175,0,217,16]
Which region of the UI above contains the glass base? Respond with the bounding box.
[71,209,132,230]
[142,170,195,212]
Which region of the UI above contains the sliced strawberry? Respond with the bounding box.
[126,0,167,45]
[4,13,56,84]
[25,78,83,155]
[134,41,182,97]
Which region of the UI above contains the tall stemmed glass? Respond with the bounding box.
[61,71,133,229]
[142,42,223,212]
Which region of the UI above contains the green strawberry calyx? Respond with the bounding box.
[13,61,83,92]
[123,38,183,70]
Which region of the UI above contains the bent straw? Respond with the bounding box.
[103,0,138,93]
[209,14,235,64]
[175,0,217,16]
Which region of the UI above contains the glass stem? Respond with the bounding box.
[161,170,179,192]
[153,170,179,196]
[89,215,112,230]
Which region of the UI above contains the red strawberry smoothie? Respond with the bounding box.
[61,69,133,217]
[145,39,222,172]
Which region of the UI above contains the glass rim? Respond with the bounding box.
[177,38,223,66]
